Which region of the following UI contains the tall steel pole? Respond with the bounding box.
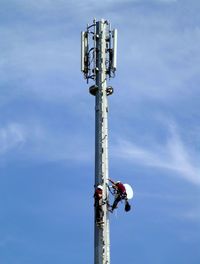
[94,20,110,264]
[81,19,117,264]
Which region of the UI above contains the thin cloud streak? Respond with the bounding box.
[180,209,200,222]
[0,123,26,154]
[113,125,200,185]
[0,122,92,163]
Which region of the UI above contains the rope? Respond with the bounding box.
[106,183,115,196]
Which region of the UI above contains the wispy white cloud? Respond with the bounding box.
[0,123,26,154]
[118,24,200,103]
[112,122,200,185]
[180,209,200,222]
[155,0,177,2]
[0,121,92,163]
[0,23,80,104]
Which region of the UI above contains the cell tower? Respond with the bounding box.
[81,19,117,264]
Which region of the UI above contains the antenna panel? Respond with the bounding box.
[112,29,117,71]
[81,31,85,72]
[81,31,88,73]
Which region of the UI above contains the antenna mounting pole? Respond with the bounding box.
[81,19,117,264]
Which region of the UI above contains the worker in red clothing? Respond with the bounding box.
[94,185,104,224]
[108,179,131,212]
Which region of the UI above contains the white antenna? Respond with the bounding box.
[112,29,117,71]
[81,19,118,264]
[81,31,88,73]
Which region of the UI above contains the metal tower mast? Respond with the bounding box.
[81,19,117,264]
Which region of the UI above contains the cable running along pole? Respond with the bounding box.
[81,19,117,264]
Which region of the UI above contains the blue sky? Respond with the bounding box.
[0,0,200,263]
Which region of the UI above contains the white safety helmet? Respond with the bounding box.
[116,181,121,184]
[97,185,103,190]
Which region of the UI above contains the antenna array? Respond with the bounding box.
[81,19,117,82]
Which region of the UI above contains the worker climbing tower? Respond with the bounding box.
[81,19,117,264]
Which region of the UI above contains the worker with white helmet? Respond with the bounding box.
[108,179,131,212]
